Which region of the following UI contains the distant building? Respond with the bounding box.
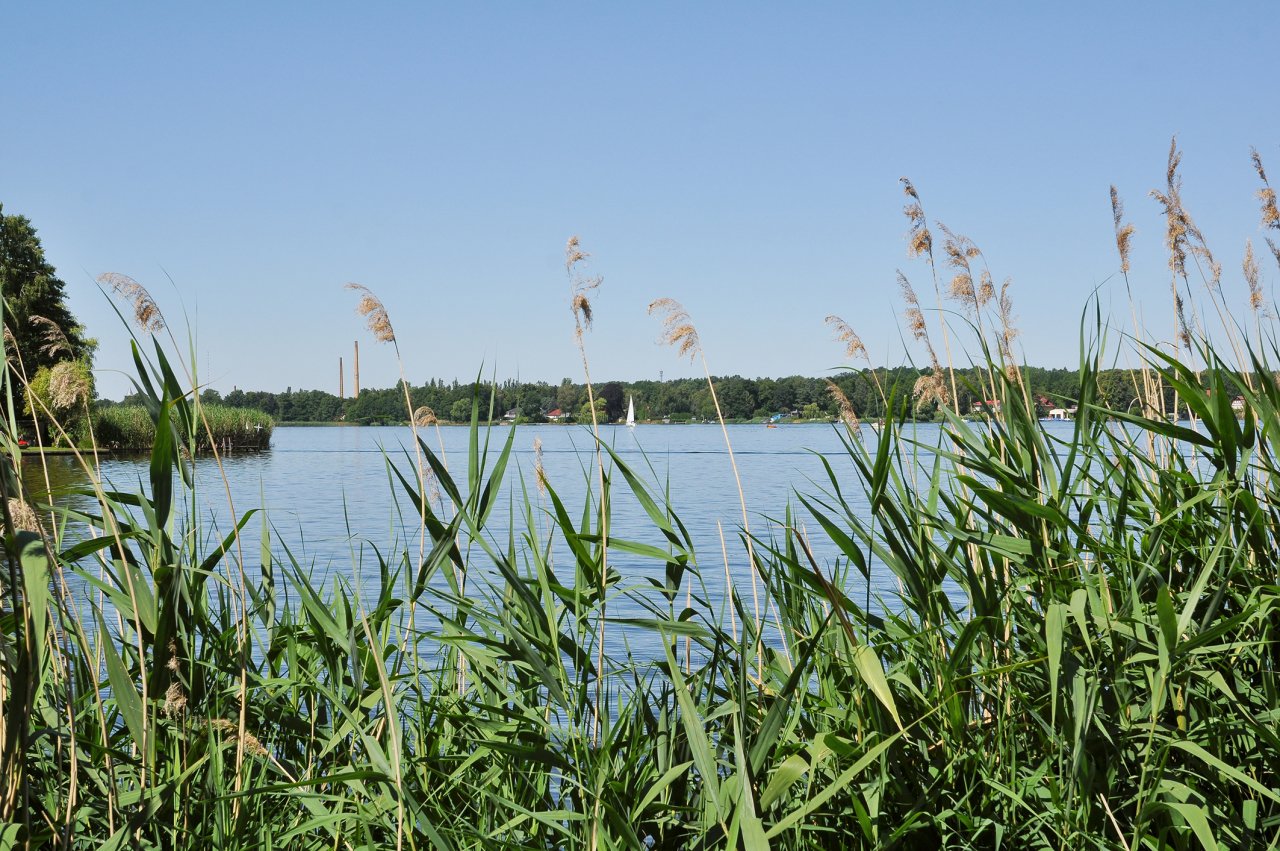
[1048,408,1070,420]
[547,408,567,421]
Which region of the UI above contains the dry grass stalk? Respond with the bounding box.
[1252,147,1280,230]
[5,498,42,534]
[207,718,268,758]
[1110,186,1135,275]
[648,298,701,360]
[900,178,933,260]
[99,273,164,332]
[564,235,609,752]
[824,315,866,361]
[1245,240,1265,314]
[533,436,547,496]
[567,236,602,340]
[650,296,793,668]
[346,284,396,344]
[29,315,71,359]
[48,361,90,410]
[826,380,860,433]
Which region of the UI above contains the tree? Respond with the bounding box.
[1,206,94,401]
[599,382,625,422]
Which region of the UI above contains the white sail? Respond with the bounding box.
[626,396,636,427]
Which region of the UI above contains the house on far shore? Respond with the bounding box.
[503,408,517,421]
[1048,408,1070,420]
[1232,396,1246,413]
[546,408,567,422]
[971,399,1002,415]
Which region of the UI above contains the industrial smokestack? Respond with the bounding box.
[353,341,361,397]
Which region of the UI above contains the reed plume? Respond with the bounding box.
[826,314,885,405]
[1252,147,1280,231]
[826,379,860,433]
[533,436,546,496]
[346,283,396,344]
[1245,240,1264,314]
[564,235,609,755]
[28,315,71,359]
[100,272,164,332]
[900,178,960,411]
[412,406,437,427]
[648,297,701,360]
[1110,186,1135,275]
[649,296,788,671]
[825,314,865,361]
[48,361,90,410]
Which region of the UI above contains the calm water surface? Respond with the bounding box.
[26,421,1081,638]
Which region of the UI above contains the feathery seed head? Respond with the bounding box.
[949,273,974,303]
[1259,188,1280,229]
[1110,186,1135,273]
[826,380,860,433]
[900,177,920,200]
[48,361,90,410]
[534,436,547,495]
[1245,240,1264,312]
[29,315,71,358]
[412,406,437,427]
[346,283,396,343]
[825,315,867,361]
[6,498,41,534]
[100,273,165,332]
[977,270,995,307]
[648,298,702,360]
[912,371,948,406]
[163,682,187,717]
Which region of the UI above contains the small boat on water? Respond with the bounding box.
[626,396,636,428]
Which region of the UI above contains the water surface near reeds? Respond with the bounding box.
[29,420,1086,651]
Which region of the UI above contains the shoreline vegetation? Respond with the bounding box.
[129,364,1204,428]
[3,142,1280,847]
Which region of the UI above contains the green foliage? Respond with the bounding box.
[1,204,95,415]
[3,310,1280,848]
[90,403,274,450]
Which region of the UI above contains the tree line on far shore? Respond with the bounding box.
[101,365,1189,425]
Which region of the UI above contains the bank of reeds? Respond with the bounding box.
[2,150,1280,849]
[90,403,274,451]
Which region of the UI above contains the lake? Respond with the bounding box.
[24,420,1082,644]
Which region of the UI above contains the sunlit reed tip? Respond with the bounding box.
[534,436,546,495]
[346,283,396,344]
[48,361,90,409]
[1253,149,1280,231]
[825,315,867,361]
[1110,186,1135,274]
[412,406,437,427]
[99,272,164,332]
[1245,240,1264,313]
[648,297,701,361]
[565,236,602,333]
[825,379,860,433]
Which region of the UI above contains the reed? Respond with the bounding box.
[2,148,1279,850]
[89,403,274,450]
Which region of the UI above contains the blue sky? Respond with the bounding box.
[3,3,1277,399]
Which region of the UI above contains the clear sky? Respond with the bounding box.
[3,2,1277,399]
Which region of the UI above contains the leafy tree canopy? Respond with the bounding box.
[1,205,94,390]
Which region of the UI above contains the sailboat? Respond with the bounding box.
[626,396,636,428]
